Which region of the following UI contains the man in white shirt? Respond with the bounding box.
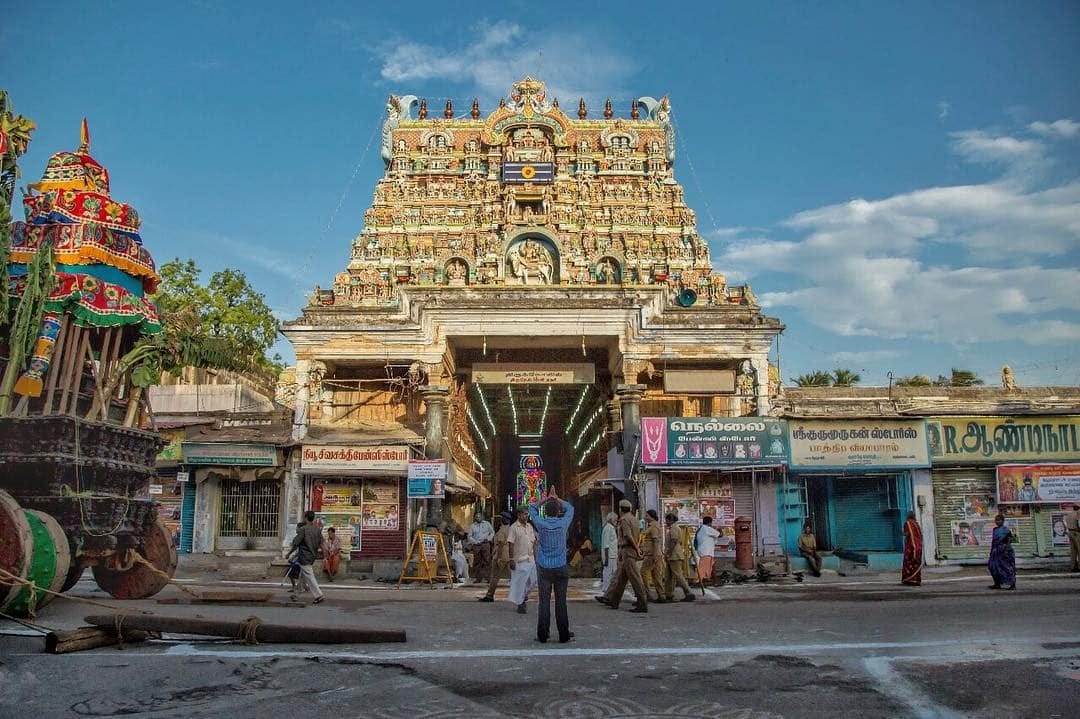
[468,511,495,582]
[507,507,537,614]
[694,515,721,586]
[600,512,618,593]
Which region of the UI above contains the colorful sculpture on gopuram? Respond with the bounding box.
[0,108,175,615]
[515,453,548,508]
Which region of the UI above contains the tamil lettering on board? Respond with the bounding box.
[928,417,1080,463]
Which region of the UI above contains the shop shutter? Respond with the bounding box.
[831,479,900,552]
[733,475,754,528]
[356,489,408,559]
[180,479,196,553]
[932,469,1039,562]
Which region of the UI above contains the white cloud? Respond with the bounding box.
[949,129,1047,180]
[717,121,1080,348]
[374,20,637,105]
[1028,119,1080,139]
[937,101,951,120]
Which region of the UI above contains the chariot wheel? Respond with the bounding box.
[24,510,71,609]
[60,558,88,593]
[0,490,32,610]
[91,519,178,599]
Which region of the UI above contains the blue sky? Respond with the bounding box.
[4,1,1079,386]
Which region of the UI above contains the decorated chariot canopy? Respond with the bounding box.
[8,120,161,334]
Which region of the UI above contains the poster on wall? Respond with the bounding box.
[699,478,733,499]
[963,494,1030,520]
[950,519,1020,547]
[699,498,735,526]
[314,513,362,553]
[662,498,700,525]
[997,463,1080,504]
[1051,513,1070,546]
[408,460,447,498]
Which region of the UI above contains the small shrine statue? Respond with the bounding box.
[1001,365,1018,390]
[508,238,554,285]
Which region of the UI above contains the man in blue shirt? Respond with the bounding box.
[528,488,575,643]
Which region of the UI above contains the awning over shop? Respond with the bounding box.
[573,465,625,496]
[447,464,491,499]
[194,467,286,483]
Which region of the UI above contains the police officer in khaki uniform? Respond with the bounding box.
[479,511,514,601]
[663,512,696,602]
[641,509,667,602]
[595,498,649,612]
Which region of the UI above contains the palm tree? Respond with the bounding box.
[791,370,832,387]
[831,368,861,387]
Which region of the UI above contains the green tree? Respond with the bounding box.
[791,370,833,387]
[933,368,984,387]
[895,375,932,387]
[831,368,861,387]
[150,259,281,372]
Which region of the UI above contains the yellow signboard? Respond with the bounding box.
[788,419,930,470]
[927,416,1080,464]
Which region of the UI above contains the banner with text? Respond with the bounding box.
[788,419,930,470]
[641,417,788,466]
[927,416,1080,464]
[301,445,410,473]
[407,459,448,498]
[996,463,1080,504]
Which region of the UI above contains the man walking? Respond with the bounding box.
[664,513,696,602]
[507,507,537,613]
[1066,503,1080,572]
[528,488,575,643]
[480,511,513,601]
[597,498,648,613]
[468,510,495,582]
[600,511,618,594]
[641,509,667,603]
[287,510,325,605]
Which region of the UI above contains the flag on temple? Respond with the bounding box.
[502,162,554,184]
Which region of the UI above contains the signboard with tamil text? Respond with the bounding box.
[640,417,788,466]
[181,442,278,466]
[408,459,447,498]
[471,363,595,385]
[301,445,410,474]
[787,419,930,471]
[996,463,1080,504]
[927,416,1080,465]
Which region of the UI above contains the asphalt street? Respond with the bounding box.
[1,569,1077,718]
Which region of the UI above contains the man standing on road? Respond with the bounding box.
[664,513,696,602]
[528,488,575,643]
[597,499,648,613]
[600,511,618,594]
[1066,503,1080,572]
[695,516,721,586]
[286,510,325,605]
[480,511,514,601]
[641,509,667,603]
[468,511,495,583]
[507,507,537,613]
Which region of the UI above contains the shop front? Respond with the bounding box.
[301,443,415,560]
[640,417,789,567]
[785,419,931,572]
[927,415,1080,565]
[183,441,286,552]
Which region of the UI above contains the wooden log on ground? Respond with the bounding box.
[84,613,406,644]
[45,626,149,654]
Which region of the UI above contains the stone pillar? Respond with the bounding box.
[291,359,310,441]
[420,385,450,525]
[617,384,646,509]
[750,356,771,416]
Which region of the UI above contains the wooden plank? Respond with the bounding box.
[84,614,407,644]
[43,314,71,415]
[56,324,82,415]
[45,627,148,654]
[86,327,113,420]
[65,328,92,415]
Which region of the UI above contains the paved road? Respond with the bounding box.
[2,571,1077,718]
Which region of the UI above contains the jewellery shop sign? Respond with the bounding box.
[640,417,788,466]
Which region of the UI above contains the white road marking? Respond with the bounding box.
[863,656,964,719]
[16,636,1079,662]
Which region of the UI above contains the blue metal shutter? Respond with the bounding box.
[831,479,899,551]
[180,479,196,553]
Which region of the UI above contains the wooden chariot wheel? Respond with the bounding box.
[0,490,32,610]
[91,519,178,599]
[0,494,72,616]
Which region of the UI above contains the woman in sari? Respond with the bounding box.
[901,511,923,586]
[987,514,1016,590]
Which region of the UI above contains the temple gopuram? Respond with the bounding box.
[282,79,784,564]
